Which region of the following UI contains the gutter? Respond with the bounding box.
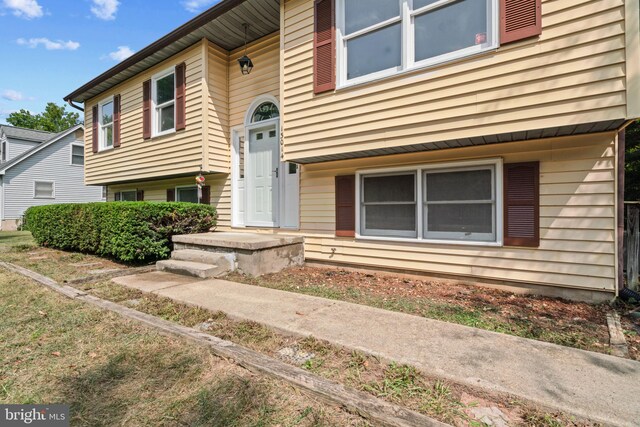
[67,100,84,112]
[63,0,247,103]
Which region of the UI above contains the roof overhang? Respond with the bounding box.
[290,120,627,164]
[64,0,279,104]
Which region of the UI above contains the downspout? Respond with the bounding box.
[66,99,84,112]
[617,128,625,295]
[1,176,4,231]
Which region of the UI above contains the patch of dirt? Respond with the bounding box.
[229,266,640,360]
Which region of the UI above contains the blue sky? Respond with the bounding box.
[0,0,221,124]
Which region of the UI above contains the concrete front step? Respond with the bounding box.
[172,232,305,276]
[171,249,235,268]
[156,259,230,279]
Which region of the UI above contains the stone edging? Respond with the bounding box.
[607,311,629,358]
[0,261,448,427]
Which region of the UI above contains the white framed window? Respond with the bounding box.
[361,172,417,238]
[336,0,499,87]
[71,143,84,165]
[152,68,176,137]
[102,186,107,200]
[176,186,199,204]
[98,97,114,151]
[34,180,55,199]
[356,158,502,245]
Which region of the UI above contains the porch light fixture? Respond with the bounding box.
[238,23,254,75]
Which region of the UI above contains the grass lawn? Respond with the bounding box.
[0,231,34,251]
[71,279,589,426]
[0,269,366,426]
[0,231,140,283]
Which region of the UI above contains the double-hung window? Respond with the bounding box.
[71,144,84,165]
[152,69,176,136]
[99,98,114,150]
[337,0,498,86]
[358,159,501,244]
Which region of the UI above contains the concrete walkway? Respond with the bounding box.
[113,271,640,426]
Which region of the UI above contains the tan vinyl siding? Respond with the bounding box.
[228,33,281,129]
[295,132,617,292]
[106,173,230,222]
[200,34,280,227]
[207,41,230,172]
[282,0,628,161]
[84,41,210,185]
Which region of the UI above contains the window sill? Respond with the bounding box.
[355,234,503,248]
[151,129,177,139]
[335,45,499,93]
[97,147,114,153]
[34,197,55,200]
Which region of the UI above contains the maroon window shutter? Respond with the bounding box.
[200,185,210,205]
[335,175,355,237]
[175,62,186,131]
[313,0,335,94]
[92,105,99,153]
[504,162,540,247]
[114,192,121,202]
[500,0,542,44]
[142,79,152,139]
[136,189,144,201]
[166,188,175,202]
[113,94,121,148]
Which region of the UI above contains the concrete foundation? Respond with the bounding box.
[172,232,305,276]
[1,219,19,231]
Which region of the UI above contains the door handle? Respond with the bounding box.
[273,167,279,178]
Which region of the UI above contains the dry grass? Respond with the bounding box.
[0,269,368,426]
[226,267,640,359]
[71,279,597,427]
[0,242,137,283]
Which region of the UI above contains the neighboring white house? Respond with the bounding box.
[0,124,105,230]
[0,125,52,163]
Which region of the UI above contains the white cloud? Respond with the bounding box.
[17,37,80,50]
[90,0,119,20]
[182,0,217,13]
[3,0,43,19]
[1,90,23,101]
[107,46,134,61]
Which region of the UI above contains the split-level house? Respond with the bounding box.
[0,125,105,229]
[64,0,639,301]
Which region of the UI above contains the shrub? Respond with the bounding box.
[24,202,217,263]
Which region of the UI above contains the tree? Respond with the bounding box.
[6,102,81,133]
[625,120,640,201]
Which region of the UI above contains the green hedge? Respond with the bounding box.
[24,202,217,262]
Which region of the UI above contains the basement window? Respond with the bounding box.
[357,159,502,245]
[176,186,199,204]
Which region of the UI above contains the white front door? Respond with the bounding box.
[246,124,279,226]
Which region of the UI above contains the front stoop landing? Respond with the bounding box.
[157,232,304,278]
